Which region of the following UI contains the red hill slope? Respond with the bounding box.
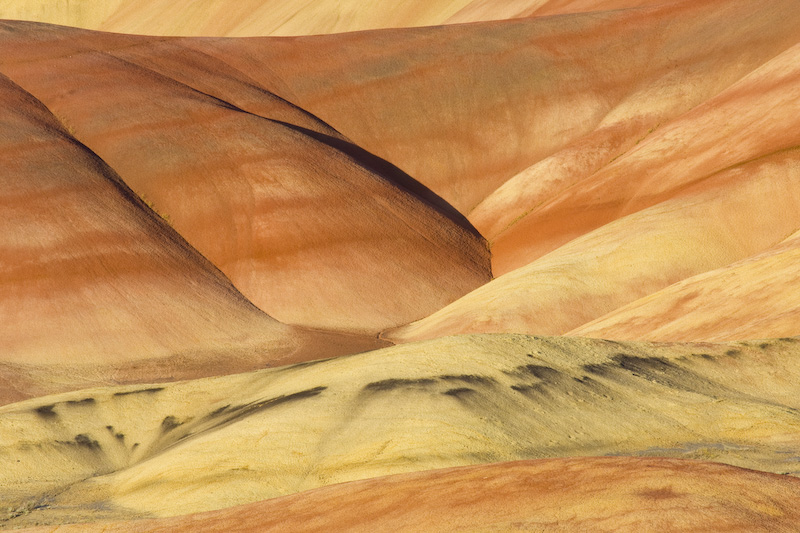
[0,21,490,335]
[0,69,381,405]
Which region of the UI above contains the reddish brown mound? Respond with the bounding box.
[0,69,383,406]
[0,21,490,335]
[20,457,800,532]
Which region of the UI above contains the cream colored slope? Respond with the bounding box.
[386,156,800,343]
[19,459,800,533]
[218,0,800,216]
[446,0,669,24]
[0,0,664,37]
[571,229,800,342]
[0,69,384,407]
[0,22,490,335]
[482,38,800,275]
[107,0,481,37]
[0,0,482,37]
[0,0,714,38]
[2,334,800,526]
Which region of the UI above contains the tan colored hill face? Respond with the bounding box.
[0,0,670,37]
[217,0,800,218]
[571,229,800,342]
[446,0,669,23]
[2,334,799,526]
[481,40,800,276]
[0,69,384,406]
[0,0,478,37]
[0,21,490,335]
[18,458,800,533]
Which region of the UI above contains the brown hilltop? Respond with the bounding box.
[18,458,800,532]
[0,21,490,335]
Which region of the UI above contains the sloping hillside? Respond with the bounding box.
[2,334,799,527]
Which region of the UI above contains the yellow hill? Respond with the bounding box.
[2,334,799,527]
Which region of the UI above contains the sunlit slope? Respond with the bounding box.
[0,70,381,406]
[0,21,490,335]
[386,42,800,343]
[0,0,476,37]
[2,334,799,526]
[480,41,800,275]
[571,229,800,342]
[387,159,800,342]
[18,458,800,533]
[446,0,677,23]
[214,0,800,217]
[0,0,671,37]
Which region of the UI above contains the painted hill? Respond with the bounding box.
[237,0,800,218]
[387,147,800,342]
[1,0,799,531]
[3,2,797,347]
[572,228,800,341]
[0,69,384,406]
[0,21,490,335]
[2,334,799,527]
